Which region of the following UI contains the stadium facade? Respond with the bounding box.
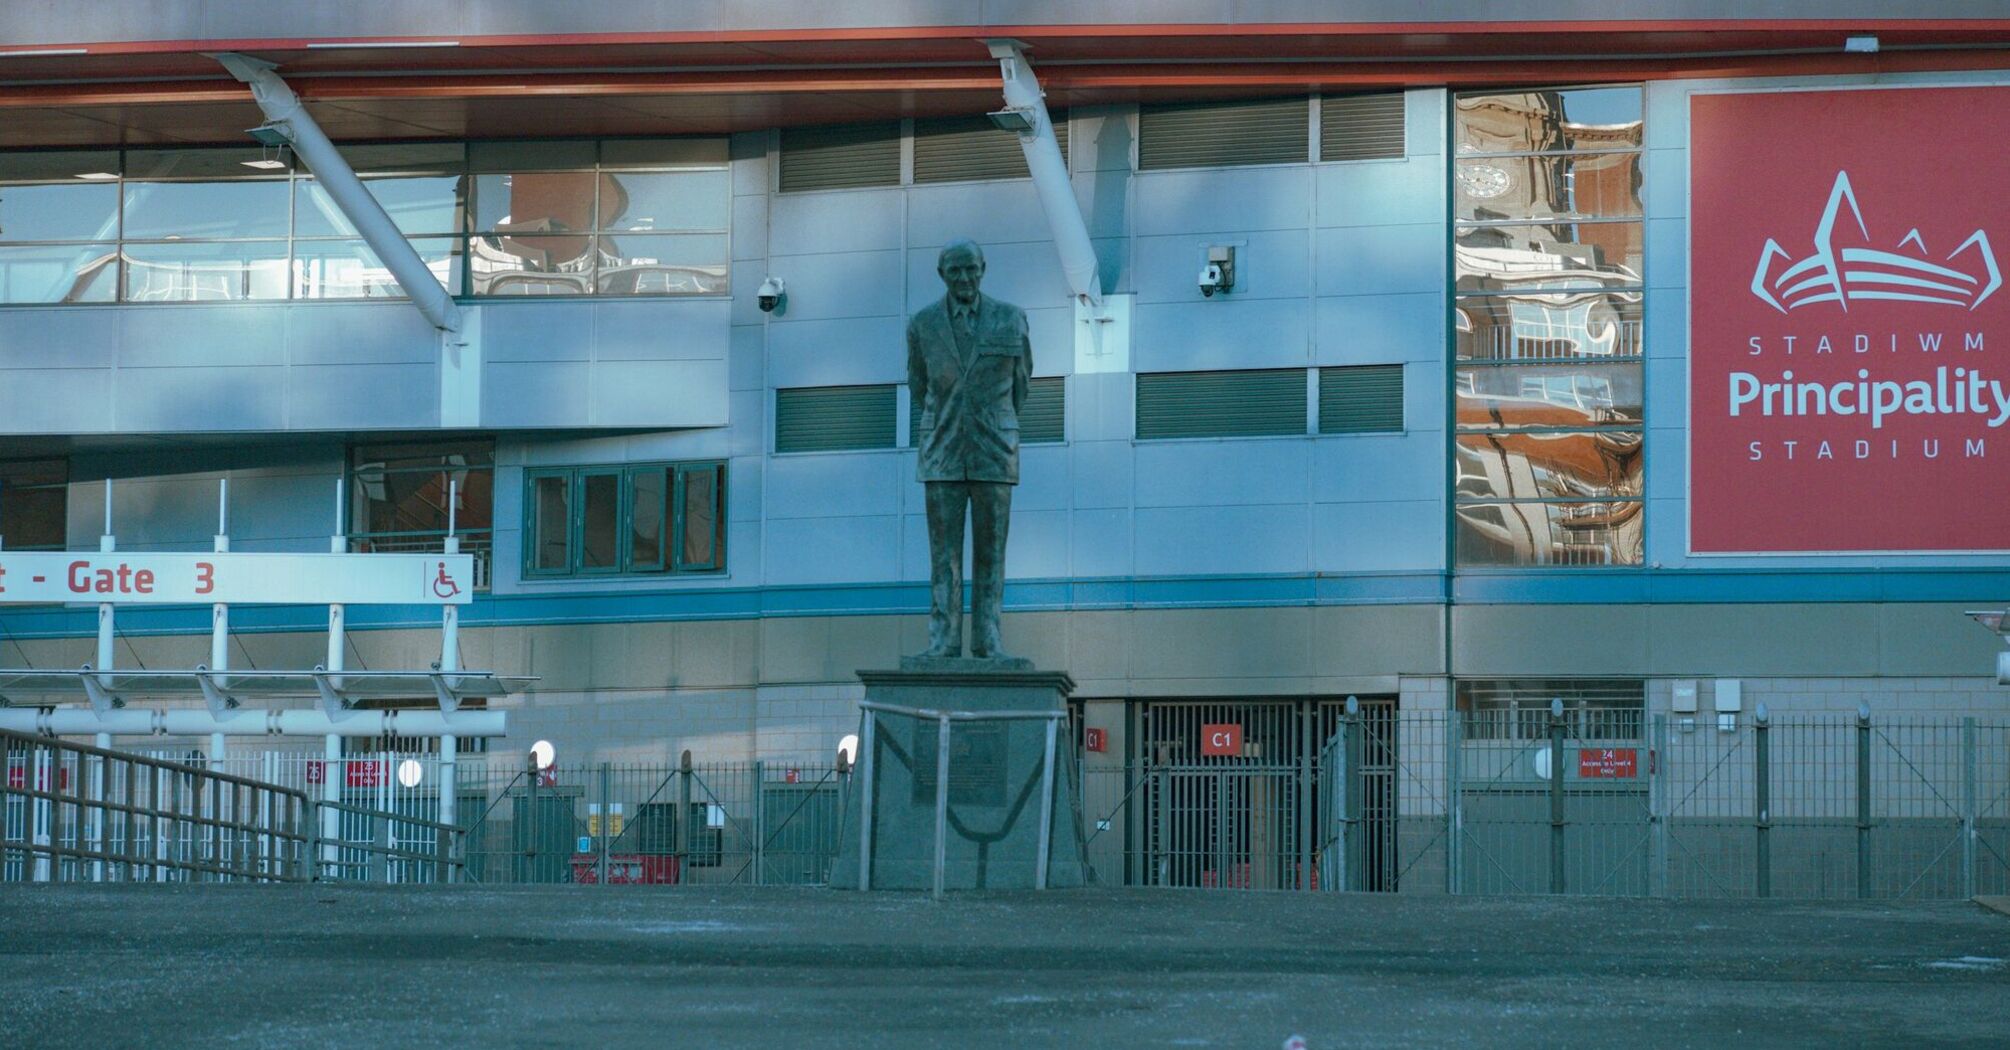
[0,5,2005,797]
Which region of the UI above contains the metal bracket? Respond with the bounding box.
[430,672,462,713]
[311,664,351,718]
[78,664,122,713]
[194,664,238,718]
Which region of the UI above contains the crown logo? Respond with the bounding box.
[1751,171,2000,313]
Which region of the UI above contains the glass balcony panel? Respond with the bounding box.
[293,238,462,299]
[469,233,594,296]
[594,233,728,295]
[122,241,290,301]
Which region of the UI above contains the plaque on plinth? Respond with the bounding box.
[831,658,1087,891]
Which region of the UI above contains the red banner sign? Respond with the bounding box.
[1578,748,1639,779]
[1690,87,2010,553]
[1200,724,1242,757]
[1083,727,1107,754]
[346,761,386,789]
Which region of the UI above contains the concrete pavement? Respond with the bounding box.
[2,885,2008,1048]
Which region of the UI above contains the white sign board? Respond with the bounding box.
[0,552,474,605]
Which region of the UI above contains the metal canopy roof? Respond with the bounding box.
[0,20,2006,148]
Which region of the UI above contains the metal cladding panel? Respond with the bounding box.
[774,384,897,453]
[777,122,901,192]
[1138,97,1310,171]
[911,115,1068,184]
[1318,364,1404,433]
[1320,93,1408,161]
[1136,368,1307,439]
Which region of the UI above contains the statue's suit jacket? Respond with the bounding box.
[907,293,1033,484]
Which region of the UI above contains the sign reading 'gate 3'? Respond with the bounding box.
[1690,87,2010,554]
[0,552,473,605]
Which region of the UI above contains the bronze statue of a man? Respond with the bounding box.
[908,239,1031,660]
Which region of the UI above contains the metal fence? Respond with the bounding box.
[1081,707,2010,900]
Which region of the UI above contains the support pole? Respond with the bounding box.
[1856,705,1873,899]
[1963,717,1978,901]
[1036,716,1057,890]
[91,488,114,881]
[856,712,875,892]
[439,495,461,881]
[1754,704,1771,898]
[984,40,1101,308]
[932,715,950,901]
[1445,706,1463,895]
[210,53,462,337]
[1649,715,1669,898]
[1548,698,1567,896]
[324,478,344,878]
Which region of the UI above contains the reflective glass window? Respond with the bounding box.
[123,180,290,240]
[1456,363,1643,429]
[1455,500,1644,566]
[1454,88,1643,155]
[1455,431,1643,501]
[1455,293,1643,361]
[348,441,496,589]
[677,464,723,571]
[0,183,119,242]
[473,171,596,234]
[595,233,728,295]
[523,462,726,577]
[469,233,595,295]
[579,472,621,571]
[531,474,572,572]
[599,170,731,231]
[296,175,465,238]
[630,468,667,572]
[0,244,118,303]
[0,458,67,551]
[1455,222,1643,293]
[294,238,461,300]
[1455,153,1641,224]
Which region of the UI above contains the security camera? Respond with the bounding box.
[1198,263,1225,297]
[757,276,785,313]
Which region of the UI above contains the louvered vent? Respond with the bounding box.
[775,385,897,452]
[1138,97,1310,171]
[778,123,901,192]
[913,375,1065,446]
[1136,369,1308,439]
[913,115,1069,183]
[1318,365,1405,434]
[1320,93,1408,162]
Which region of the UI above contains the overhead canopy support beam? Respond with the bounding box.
[985,39,1101,309]
[210,51,463,336]
[0,707,507,738]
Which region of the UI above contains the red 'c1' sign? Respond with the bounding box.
[1578,748,1639,779]
[1201,724,1243,757]
[1084,727,1107,753]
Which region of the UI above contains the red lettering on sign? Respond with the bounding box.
[194,562,214,595]
[1578,748,1639,779]
[1084,727,1107,754]
[305,761,325,786]
[1201,723,1243,757]
[346,761,386,789]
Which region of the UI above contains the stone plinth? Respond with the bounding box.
[831,661,1086,890]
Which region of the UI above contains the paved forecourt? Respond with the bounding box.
[2,885,2008,1048]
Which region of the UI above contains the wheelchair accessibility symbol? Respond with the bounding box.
[433,561,462,599]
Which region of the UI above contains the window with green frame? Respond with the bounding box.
[523,461,725,577]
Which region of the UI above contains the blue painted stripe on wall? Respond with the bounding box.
[0,569,2003,640]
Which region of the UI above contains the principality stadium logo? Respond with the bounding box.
[1751,171,2001,313]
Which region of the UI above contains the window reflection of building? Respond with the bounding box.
[347,442,496,591]
[1452,87,1646,567]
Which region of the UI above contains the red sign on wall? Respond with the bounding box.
[1200,724,1242,757]
[346,760,386,789]
[1084,727,1107,754]
[1578,748,1639,779]
[1690,87,2010,554]
[5,764,70,791]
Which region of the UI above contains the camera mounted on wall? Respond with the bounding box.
[1197,245,1235,297]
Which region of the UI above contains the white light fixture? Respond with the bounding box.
[0,48,88,58]
[1965,610,2010,684]
[837,733,860,765]
[74,172,118,181]
[1845,35,1880,53]
[240,158,288,170]
[306,40,460,49]
[396,758,424,788]
[529,739,555,771]
[986,106,1036,133]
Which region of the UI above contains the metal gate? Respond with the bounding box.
[1110,698,1398,892]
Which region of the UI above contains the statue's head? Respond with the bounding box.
[937,238,986,305]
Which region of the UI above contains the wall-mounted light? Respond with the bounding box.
[986,106,1036,133]
[1844,35,1880,53]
